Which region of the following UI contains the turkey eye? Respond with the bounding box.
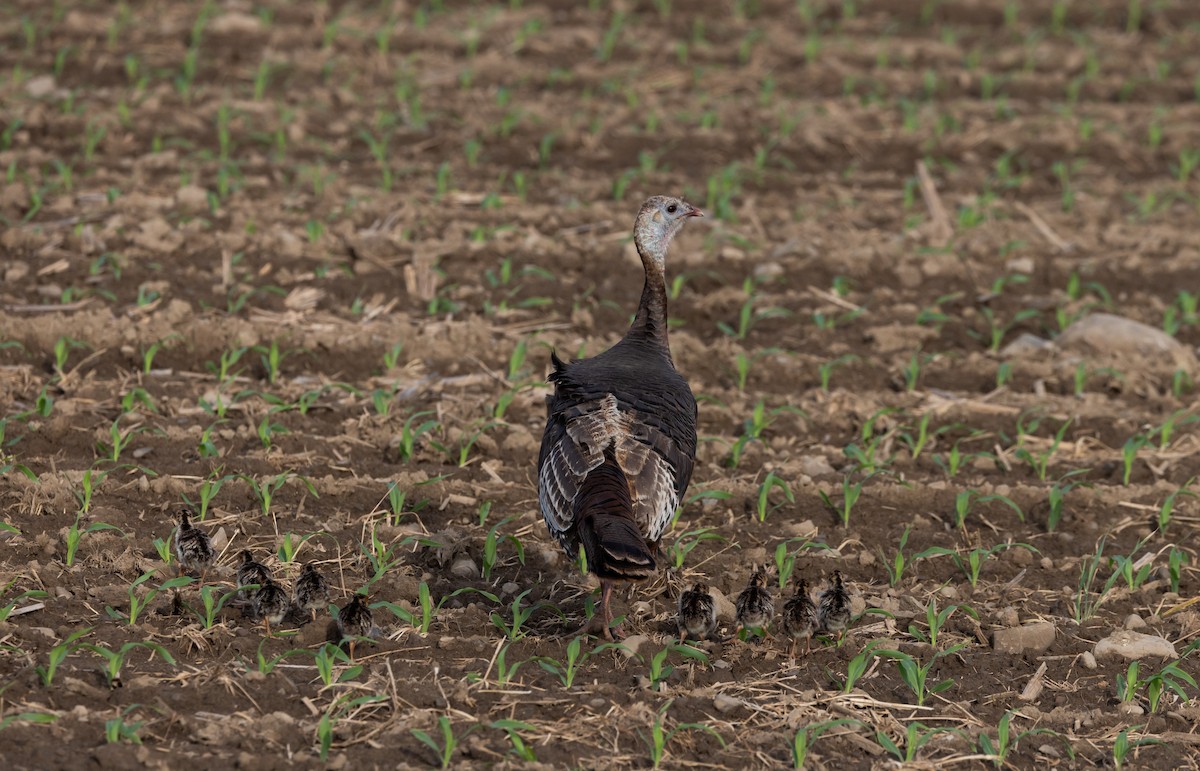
[666,204,677,214]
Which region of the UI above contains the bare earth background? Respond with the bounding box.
[2,1,1200,768]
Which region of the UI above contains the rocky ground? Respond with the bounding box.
[1,0,1199,768]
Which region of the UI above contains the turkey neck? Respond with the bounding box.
[626,234,672,355]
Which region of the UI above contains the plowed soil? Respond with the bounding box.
[2,1,1199,769]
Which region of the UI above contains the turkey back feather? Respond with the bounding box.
[574,453,655,581]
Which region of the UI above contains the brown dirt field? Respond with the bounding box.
[2,0,1199,768]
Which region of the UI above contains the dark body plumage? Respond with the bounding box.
[253,579,290,636]
[538,196,702,639]
[174,511,214,582]
[236,550,271,599]
[817,570,851,639]
[735,565,774,634]
[293,563,330,622]
[337,593,374,659]
[781,577,818,656]
[677,582,718,642]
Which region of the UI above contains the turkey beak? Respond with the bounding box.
[684,204,704,218]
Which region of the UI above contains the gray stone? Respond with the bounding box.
[25,74,57,98]
[1124,614,1146,630]
[618,634,650,659]
[1000,333,1052,358]
[1094,630,1176,661]
[1058,313,1196,374]
[449,555,479,578]
[1080,651,1098,669]
[993,621,1056,654]
[798,455,836,477]
[711,587,737,622]
[713,693,742,713]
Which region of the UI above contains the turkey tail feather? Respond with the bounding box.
[575,454,655,581]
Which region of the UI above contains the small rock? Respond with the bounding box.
[210,527,229,551]
[25,74,57,98]
[858,551,875,566]
[1000,333,1051,358]
[500,582,520,596]
[1094,630,1176,661]
[1005,256,1035,274]
[1080,651,1097,670]
[993,621,1056,654]
[1008,547,1034,566]
[712,659,731,670]
[710,588,737,622]
[782,519,817,538]
[1124,614,1146,630]
[798,455,836,477]
[939,585,958,600]
[996,607,1019,627]
[1117,702,1145,716]
[713,693,741,713]
[209,11,265,35]
[1040,557,1054,570]
[619,634,650,659]
[1058,312,1196,375]
[754,261,784,281]
[175,184,209,212]
[450,555,479,579]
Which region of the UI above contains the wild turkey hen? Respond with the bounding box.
[538,195,701,639]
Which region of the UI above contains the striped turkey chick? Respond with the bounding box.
[676,582,717,642]
[735,564,774,637]
[174,510,214,584]
[780,576,818,657]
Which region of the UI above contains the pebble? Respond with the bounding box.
[798,455,836,477]
[25,74,57,98]
[710,588,737,622]
[996,607,1019,627]
[1080,651,1097,670]
[753,261,784,281]
[993,621,1056,654]
[501,582,520,596]
[175,184,209,212]
[1094,630,1176,661]
[713,694,742,713]
[450,555,479,578]
[1000,333,1052,358]
[1124,614,1146,630]
[619,634,650,659]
